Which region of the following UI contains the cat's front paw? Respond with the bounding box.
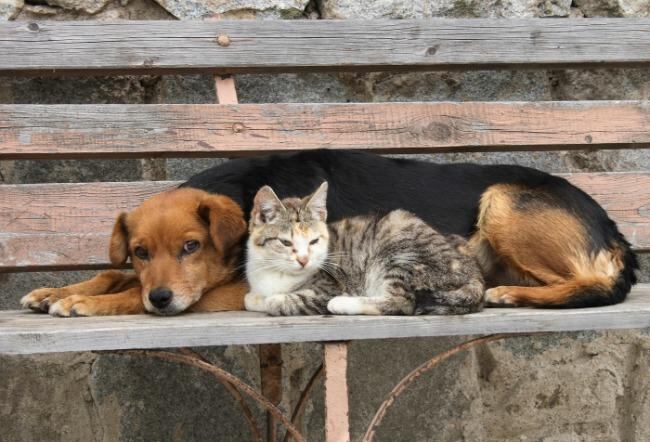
[327,296,361,315]
[244,292,267,313]
[264,294,290,316]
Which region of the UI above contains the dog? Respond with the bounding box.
[21,150,638,316]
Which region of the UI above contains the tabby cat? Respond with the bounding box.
[244,182,484,316]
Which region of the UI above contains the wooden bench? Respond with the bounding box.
[1,19,650,442]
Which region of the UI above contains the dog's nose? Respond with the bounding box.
[149,287,173,309]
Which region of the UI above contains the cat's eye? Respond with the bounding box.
[134,246,149,260]
[279,239,293,247]
[183,240,200,255]
[309,238,319,245]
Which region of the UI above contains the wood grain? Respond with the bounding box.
[0,182,177,270]
[0,284,648,355]
[4,19,650,75]
[2,102,650,159]
[1,172,648,270]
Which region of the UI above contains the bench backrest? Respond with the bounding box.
[1,19,649,272]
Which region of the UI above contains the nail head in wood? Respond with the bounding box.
[216,34,231,47]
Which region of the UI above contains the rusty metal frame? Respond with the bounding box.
[107,333,532,441]
[361,333,532,441]
[119,348,304,441]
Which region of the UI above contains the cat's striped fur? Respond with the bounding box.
[245,182,485,316]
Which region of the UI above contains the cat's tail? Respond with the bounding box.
[413,279,485,315]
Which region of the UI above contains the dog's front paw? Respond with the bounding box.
[21,288,69,313]
[484,287,517,307]
[49,295,97,317]
[244,292,267,313]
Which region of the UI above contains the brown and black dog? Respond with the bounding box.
[21,150,638,316]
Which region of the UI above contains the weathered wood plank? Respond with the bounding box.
[2,102,650,159]
[0,172,648,270]
[4,19,650,76]
[0,182,177,270]
[565,173,650,251]
[0,284,648,355]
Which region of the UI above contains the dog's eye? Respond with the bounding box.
[279,239,292,247]
[310,238,319,245]
[134,246,149,260]
[183,240,200,255]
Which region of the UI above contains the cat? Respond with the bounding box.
[244,182,485,316]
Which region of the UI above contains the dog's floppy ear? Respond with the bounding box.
[199,195,247,256]
[109,212,129,265]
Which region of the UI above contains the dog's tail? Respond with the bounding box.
[547,240,638,308]
[507,240,638,309]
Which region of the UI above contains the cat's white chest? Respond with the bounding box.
[246,252,310,297]
[249,269,305,297]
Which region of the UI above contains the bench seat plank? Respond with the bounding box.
[1,172,648,270]
[4,19,650,75]
[2,102,650,159]
[0,284,648,355]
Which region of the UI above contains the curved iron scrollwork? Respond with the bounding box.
[111,348,307,442]
[106,332,541,441]
[362,332,545,441]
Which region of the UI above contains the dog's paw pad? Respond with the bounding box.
[484,288,516,306]
[49,296,91,317]
[21,288,65,313]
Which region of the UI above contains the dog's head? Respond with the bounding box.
[109,188,247,315]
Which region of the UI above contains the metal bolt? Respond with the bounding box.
[28,23,40,32]
[216,34,231,47]
[232,123,245,133]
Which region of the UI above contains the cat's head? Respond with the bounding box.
[248,182,329,274]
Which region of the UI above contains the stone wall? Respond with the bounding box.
[1,1,649,440]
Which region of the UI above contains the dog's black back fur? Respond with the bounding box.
[183,149,638,307]
[184,150,546,233]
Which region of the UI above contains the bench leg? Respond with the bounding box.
[324,342,351,442]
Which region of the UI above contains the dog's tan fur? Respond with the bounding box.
[22,188,248,316]
[472,184,624,307]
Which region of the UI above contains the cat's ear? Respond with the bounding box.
[305,181,328,222]
[252,185,285,225]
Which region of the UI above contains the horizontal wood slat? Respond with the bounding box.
[2,102,650,159]
[1,284,649,354]
[0,172,648,270]
[0,182,177,270]
[4,19,650,76]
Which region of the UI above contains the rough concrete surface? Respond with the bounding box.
[1,0,650,440]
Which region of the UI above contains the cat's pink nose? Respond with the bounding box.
[297,256,309,267]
